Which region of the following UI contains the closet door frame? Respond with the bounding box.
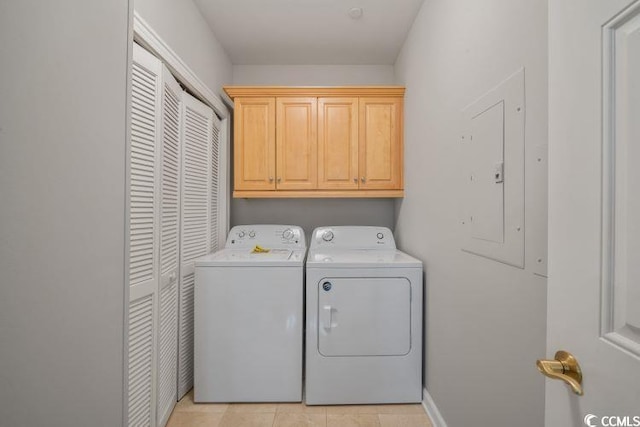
[131,11,229,254]
[133,13,229,249]
[125,13,231,426]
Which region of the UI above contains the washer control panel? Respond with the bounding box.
[226,225,305,248]
[311,226,395,249]
[322,230,334,242]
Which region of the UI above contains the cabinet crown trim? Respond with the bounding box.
[224,86,405,99]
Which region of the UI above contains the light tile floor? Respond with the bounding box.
[167,391,434,427]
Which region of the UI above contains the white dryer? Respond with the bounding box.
[305,226,423,405]
[194,225,305,402]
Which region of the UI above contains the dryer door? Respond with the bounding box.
[317,277,411,356]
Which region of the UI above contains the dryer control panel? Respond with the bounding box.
[310,226,396,250]
[226,225,305,249]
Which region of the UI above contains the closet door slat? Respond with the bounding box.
[210,116,221,253]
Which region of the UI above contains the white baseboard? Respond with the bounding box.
[422,388,448,427]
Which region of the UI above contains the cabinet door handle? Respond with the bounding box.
[277,177,281,183]
[269,176,274,182]
[361,176,366,183]
[353,177,358,183]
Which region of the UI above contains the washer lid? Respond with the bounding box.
[306,249,422,268]
[195,248,305,267]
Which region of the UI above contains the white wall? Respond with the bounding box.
[232,65,395,86]
[0,1,130,426]
[0,1,232,425]
[231,65,397,237]
[394,1,548,426]
[135,0,232,98]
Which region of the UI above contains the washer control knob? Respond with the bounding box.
[282,228,295,240]
[377,232,384,239]
[238,231,246,238]
[249,230,256,238]
[322,230,334,242]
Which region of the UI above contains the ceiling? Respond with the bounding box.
[193,0,425,65]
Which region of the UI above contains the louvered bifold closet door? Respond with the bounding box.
[128,43,162,427]
[210,115,222,253]
[178,93,215,398]
[156,65,182,427]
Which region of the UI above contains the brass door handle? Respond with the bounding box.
[536,350,583,395]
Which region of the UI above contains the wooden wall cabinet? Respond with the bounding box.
[318,97,359,190]
[359,97,403,190]
[225,86,405,198]
[233,97,275,191]
[277,97,317,190]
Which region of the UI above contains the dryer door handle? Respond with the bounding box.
[321,305,333,330]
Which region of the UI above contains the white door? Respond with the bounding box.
[317,278,411,357]
[156,64,181,427]
[547,0,640,425]
[128,43,162,427]
[177,92,218,399]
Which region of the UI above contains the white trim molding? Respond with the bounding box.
[600,0,640,358]
[422,388,448,427]
[132,11,229,120]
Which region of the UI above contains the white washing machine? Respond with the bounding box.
[305,226,423,405]
[194,224,305,402]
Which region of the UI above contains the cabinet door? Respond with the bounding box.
[359,97,403,190]
[318,98,359,190]
[276,97,317,190]
[234,97,275,190]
